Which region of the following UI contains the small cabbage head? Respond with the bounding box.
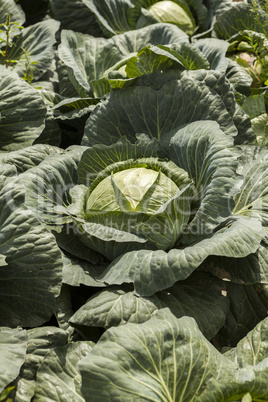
[138,1,196,36]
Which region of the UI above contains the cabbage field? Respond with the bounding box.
[0,0,268,400]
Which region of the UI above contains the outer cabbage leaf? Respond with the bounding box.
[56,56,81,98]
[212,0,232,17]
[12,327,68,402]
[193,38,229,71]
[0,327,27,393]
[50,0,103,35]
[69,272,230,340]
[124,66,254,145]
[160,120,241,241]
[34,341,93,401]
[82,70,239,147]
[69,284,160,329]
[125,44,184,77]
[185,0,215,32]
[0,69,47,151]
[214,150,268,284]
[54,285,76,337]
[62,254,108,287]
[79,309,238,401]
[199,361,268,401]
[124,43,210,79]
[0,164,62,327]
[1,19,60,81]
[200,316,268,400]
[202,147,268,286]
[0,144,63,173]
[65,210,155,261]
[215,283,268,348]
[201,251,268,286]
[78,134,158,185]
[81,0,135,36]
[233,151,268,229]
[58,24,188,97]
[53,225,105,264]
[225,317,268,367]
[99,217,264,296]
[52,97,99,119]
[20,147,86,228]
[19,146,105,265]
[226,59,253,96]
[81,309,268,401]
[38,87,66,108]
[181,69,254,144]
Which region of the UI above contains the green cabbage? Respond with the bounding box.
[148,1,196,35]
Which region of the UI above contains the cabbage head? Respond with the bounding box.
[137,1,196,35]
[83,160,194,252]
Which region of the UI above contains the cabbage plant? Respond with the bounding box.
[18,122,264,297]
